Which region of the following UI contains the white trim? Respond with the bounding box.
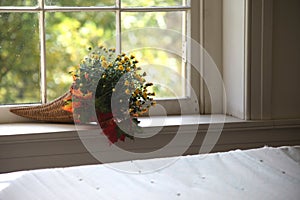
[1,116,300,173]
[0,6,191,12]
[115,0,121,54]
[222,0,246,118]
[39,0,47,103]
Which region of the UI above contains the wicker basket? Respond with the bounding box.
[10,91,74,123]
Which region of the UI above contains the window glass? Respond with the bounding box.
[0,13,40,104]
[45,12,116,101]
[121,11,185,98]
[121,0,184,7]
[45,0,114,6]
[0,0,37,6]
[0,1,190,105]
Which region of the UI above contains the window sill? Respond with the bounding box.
[1,114,299,173]
[0,114,242,136]
[1,114,300,136]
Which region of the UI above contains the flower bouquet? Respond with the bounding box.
[62,46,156,143]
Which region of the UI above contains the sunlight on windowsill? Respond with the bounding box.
[0,114,244,136]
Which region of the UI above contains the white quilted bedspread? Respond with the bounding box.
[0,146,299,200]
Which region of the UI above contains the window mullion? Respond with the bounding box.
[39,0,47,103]
[116,0,121,54]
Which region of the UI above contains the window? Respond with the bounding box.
[0,0,204,122]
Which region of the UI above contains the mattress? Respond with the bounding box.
[0,146,299,200]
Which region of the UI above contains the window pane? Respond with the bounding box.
[121,12,185,98]
[0,0,37,6]
[0,13,40,104]
[121,0,184,7]
[45,12,116,101]
[45,0,114,6]
[130,49,185,98]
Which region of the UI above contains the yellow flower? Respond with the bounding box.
[100,55,106,61]
[141,108,148,114]
[124,80,130,86]
[143,92,147,99]
[134,89,140,95]
[135,74,141,79]
[126,67,130,72]
[102,60,108,68]
[136,101,140,106]
[68,65,78,72]
[118,65,124,71]
[92,55,99,59]
[125,89,130,94]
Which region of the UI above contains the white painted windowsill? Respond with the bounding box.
[1,114,299,173]
[0,114,236,136]
[1,114,300,137]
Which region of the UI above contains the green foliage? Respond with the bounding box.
[0,0,185,105]
[45,11,116,100]
[69,46,154,121]
[45,0,114,6]
[122,0,183,7]
[64,46,155,142]
[0,0,37,6]
[0,12,40,104]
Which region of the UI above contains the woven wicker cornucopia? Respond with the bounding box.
[10,91,74,123]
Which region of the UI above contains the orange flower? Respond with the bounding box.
[72,101,81,108]
[85,73,89,80]
[72,75,77,81]
[83,91,93,99]
[72,88,83,97]
[72,89,93,99]
[63,94,72,101]
[132,113,139,117]
[62,103,72,112]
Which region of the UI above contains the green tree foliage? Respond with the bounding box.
[45,11,116,100]
[0,12,40,104]
[45,0,114,6]
[0,0,185,104]
[0,0,37,6]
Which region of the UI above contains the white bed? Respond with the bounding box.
[0,146,299,200]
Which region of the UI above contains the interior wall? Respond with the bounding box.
[271,0,300,119]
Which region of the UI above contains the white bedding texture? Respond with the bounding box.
[0,146,299,200]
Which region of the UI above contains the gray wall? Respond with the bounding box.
[271,0,300,119]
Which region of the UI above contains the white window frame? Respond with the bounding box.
[0,0,208,123]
